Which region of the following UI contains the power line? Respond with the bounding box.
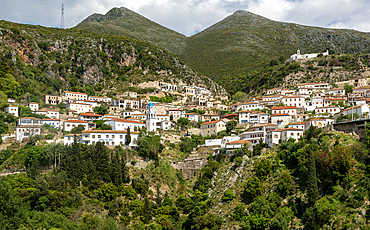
[60,3,65,29]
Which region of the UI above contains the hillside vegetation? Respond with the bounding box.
[2,124,370,229]
[77,8,370,95]
[0,20,225,103]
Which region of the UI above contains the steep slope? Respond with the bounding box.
[180,10,370,94]
[75,7,187,56]
[0,20,226,103]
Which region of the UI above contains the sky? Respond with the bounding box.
[1,0,370,36]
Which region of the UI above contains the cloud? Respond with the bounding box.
[0,0,370,36]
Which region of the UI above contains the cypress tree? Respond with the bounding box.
[306,148,319,206]
[96,142,111,182]
[142,197,152,224]
[111,150,122,186]
[121,153,130,183]
[126,127,131,146]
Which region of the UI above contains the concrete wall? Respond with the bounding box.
[333,119,369,138]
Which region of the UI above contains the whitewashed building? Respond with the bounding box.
[35,110,60,119]
[281,96,305,108]
[104,118,145,131]
[185,113,200,122]
[63,120,88,132]
[298,82,330,94]
[42,118,61,129]
[271,114,291,126]
[78,112,103,122]
[67,102,93,113]
[238,110,269,124]
[238,124,277,144]
[314,106,341,116]
[88,96,112,103]
[341,104,370,117]
[271,106,297,116]
[62,91,88,100]
[79,130,139,147]
[29,102,39,111]
[16,117,42,141]
[266,128,304,148]
[5,105,18,117]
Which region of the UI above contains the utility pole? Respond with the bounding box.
[60,3,65,29]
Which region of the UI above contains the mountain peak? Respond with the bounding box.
[80,7,141,24]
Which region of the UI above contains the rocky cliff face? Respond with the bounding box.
[0,21,227,98]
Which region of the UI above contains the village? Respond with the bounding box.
[2,71,370,156]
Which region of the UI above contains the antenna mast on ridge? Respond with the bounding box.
[60,3,65,29]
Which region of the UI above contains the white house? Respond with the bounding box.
[342,104,370,117]
[266,128,304,148]
[262,95,283,102]
[238,124,277,145]
[298,82,330,94]
[83,100,100,109]
[29,102,39,111]
[185,113,200,122]
[239,101,265,111]
[63,134,82,146]
[225,140,253,154]
[266,88,281,95]
[42,118,61,129]
[281,96,305,108]
[201,114,220,122]
[88,96,112,103]
[281,89,296,96]
[7,98,15,103]
[79,130,139,147]
[314,106,341,116]
[167,109,185,121]
[271,114,291,126]
[305,97,324,111]
[67,102,93,113]
[271,106,297,116]
[200,120,226,137]
[16,117,42,141]
[238,110,269,124]
[78,112,103,122]
[104,118,145,131]
[329,88,345,96]
[290,49,329,60]
[5,105,18,117]
[63,120,88,132]
[35,109,60,119]
[62,91,88,100]
[288,121,310,131]
[309,118,333,128]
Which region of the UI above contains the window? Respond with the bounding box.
[111,142,114,145]
[92,141,95,144]
[68,137,71,140]
[106,135,109,138]
[274,134,278,138]
[98,135,101,138]
[120,135,123,139]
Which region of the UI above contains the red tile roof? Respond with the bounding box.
[228,140,252,144]
[64,120,87,123]
[272,106,297,110]
[79,113,103,117]
[110,118,144,124]
[200,120,223,126]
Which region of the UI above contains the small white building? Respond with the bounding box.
[167,109,185,121]
[63,120,88,132]
[288,121,310,131]
[225,140,253,154]
[7,98,15,103]
[104,118,145,131]
[262,95,283,102]
[200,120,226,137]
[238,110,269,124]
[309,118,333,128]
[42,118,61,129]
[185,113,200,122]
[266,128,304,148]
[290,49,329,61]
[201,114,220,122]
[239,101,265,111]
[63,134,82,146]
[5,105,18,117]
[298,82,330,95]
[29,102,39,111]
[305,97,324,111]
[266,88,281,95]
[62,91,88,100]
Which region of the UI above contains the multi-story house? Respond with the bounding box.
[352,87,370,97]
[262,95,283,102]
[88,96,112,103]
[62,91,88,100]
[63,119,88,132]
[314,106,341,116]
[271,106,297,116]
[42,118,61,129]
[266,128,304,148]
[271,114,291,126]
[78,112,103,122]
[201,114,220,122]
[16,117,42,141]
[67,102,93,113]
[238,124,277,144]
[341,104,370,117]
[44,95,62,105]
[298,82,330,94]
[200,120,226,137]
[104,118,145,131]
[266,88,281,95]
[167,109,185,121]
[288,121,310,131]
[281,96,305,108]
[239,101,265,111]
[112,99,140,110]
[185,113,200,122]
[238,110,269,124]
[305,97,324,111]
[35,109,60,119]
[65,130,139,147]
[329,88,345,96]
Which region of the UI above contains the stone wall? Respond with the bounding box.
[171,157,208,179]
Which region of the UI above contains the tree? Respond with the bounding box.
[232,91,248,102]
[142,197,152,224]
[0,74,22,99]
[126,127,131,146]
[71,124,85,134]
[306,149,319,206]
[177,117,190,128]
[179,137,195,154]
[93,105,108,115]
[0,91,8,110]
[243,176,263,203]
[226,120,237,133]
[222,189,235,202]
[137,134,164,161]
[344,83,353,95]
